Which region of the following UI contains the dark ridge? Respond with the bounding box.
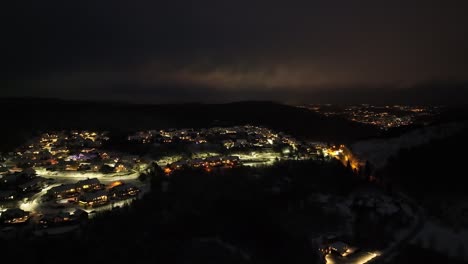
[0,97,379,152]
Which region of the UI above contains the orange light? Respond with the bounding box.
[164,167,172,174]
[109,181,123,188]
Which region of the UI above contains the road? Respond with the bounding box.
[326,251,380,264]
[35,167,144,183]
[325,147,426,264]
[365,192,426,264]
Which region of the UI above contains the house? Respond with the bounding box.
[190,158,205,168]
[222,156,240,165]
[79,190,108,207]
[0,208,30,224]
[48,184,78,199]
[222,140,234,149]
[205,156,222,167]
[109,183,140,199]
[77,163,92,171]
[170,160,187,170]
[39,211,71,227]
[328,241,352,257]
[39,209,89,228]
[0,190,16,201]
[114,162,128,173]
[17,177,46,192]
[76,178,102,192]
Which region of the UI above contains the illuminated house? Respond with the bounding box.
[114,162,128,173]
[79,190,108,207]
[328,241,352,257]
[100,152,110,160]
[189,158,206,168]
[39,211,71,227]
[77,163,92,172]
[222,139,234,149]
[48,184,78,199]
[222,156,240,165]
[0,190,16,201]
[0,208,30,224]
[65,161,79,171]
[205,156,223,167]
[109,183,140,199]
[76,178,102,192]
[170,160,187,170]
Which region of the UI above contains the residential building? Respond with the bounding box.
[0,208,30,224]
[79,190,108,207]
[109,183,140,199]
[48,184,78,199]
[76,178,102,192]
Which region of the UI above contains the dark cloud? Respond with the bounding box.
[3,0,468,104]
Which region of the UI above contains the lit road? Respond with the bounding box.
[326,252,380,264]
[35,167,145,184]
[232,151,282,166]
[365,192,426,264]
[155,151,283,168]
[20,184,61,212]
[324,145,361,170]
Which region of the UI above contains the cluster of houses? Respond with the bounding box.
[0,208,30,225]
[38,208,88,229]
[127,127,342,164]
[47,178,140,207]
[0,176,140,237]
[0,130,142,175]
[166,155,241,174]
[0,206,90,239]
[0,207,88,228]
[0,168,49,203]
[127,126,301,150]
[317,234,358,258]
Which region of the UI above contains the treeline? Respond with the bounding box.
[378,124,468,197]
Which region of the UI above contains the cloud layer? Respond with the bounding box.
[3,0,468,104]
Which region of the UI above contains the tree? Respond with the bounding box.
[364,160,373,180]
[99,164,114,174]
[138,173,147,182]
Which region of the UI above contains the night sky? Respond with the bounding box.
[3,1,468,104]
